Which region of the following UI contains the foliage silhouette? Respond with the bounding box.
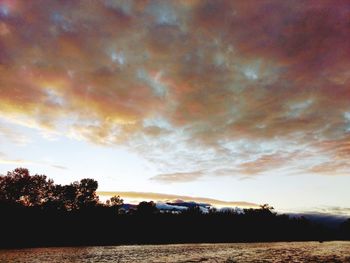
[0,168,349,248]
[136,201,158,215]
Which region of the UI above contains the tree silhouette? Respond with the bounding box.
[136,201,158,215]
[77,178,99,209]
[243,203,276,218]
[110,195,123,206]
[182,205,202,215]
[0,168,349,248]
[340,219,350,239]
[54,183,78,211]
[0,168,53,207]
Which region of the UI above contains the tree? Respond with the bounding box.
[0,168,102,211]
[59,182,79,211]
[0,168,53,207]
[243,204,276,218]
[182,205,202,216]
[77,179,99,209]
[136,201,158,215]
[110,195,123,206]
[106,195,124,213]
[259,204,276,216]
[340,218,350,239]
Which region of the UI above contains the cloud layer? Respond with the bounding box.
[0,0,349,181]
[98,191,259,208]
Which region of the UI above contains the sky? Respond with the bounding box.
[0,0,349,214]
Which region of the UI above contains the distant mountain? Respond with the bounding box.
[122,201,348,228]
[156,202,188,211]
[288,213,349,228]
[166,201,210,208]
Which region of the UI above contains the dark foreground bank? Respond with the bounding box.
[1,168,350,248]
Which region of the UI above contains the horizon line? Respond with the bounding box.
[98,191,260,208]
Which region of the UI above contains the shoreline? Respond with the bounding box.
[2,239,350,250]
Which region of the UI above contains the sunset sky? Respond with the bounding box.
[0,0,349,214]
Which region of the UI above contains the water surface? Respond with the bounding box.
[1,241,350,262]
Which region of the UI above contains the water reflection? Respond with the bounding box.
[1,242,350,263]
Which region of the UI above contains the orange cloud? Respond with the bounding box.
[0,1,349,180]
[238,153,292,175]
[98,191,259,208]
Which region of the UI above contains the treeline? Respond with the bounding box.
[0,168,349,248]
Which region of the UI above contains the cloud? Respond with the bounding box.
[0,152,33,166]
[238,153,289,175]
[306,136,350,175]
[150,171,204,183]
[288,212,349,228]
[316,206,350,217]
[0,1,349,180]
[288,205,350,227]
[98,191,259,208]
[50,164,68,170]
[0,152,67,170]
[0,123,31,146]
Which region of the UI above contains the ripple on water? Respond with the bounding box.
[0,241,350,263]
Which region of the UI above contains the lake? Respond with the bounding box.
[1,241,350,262]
